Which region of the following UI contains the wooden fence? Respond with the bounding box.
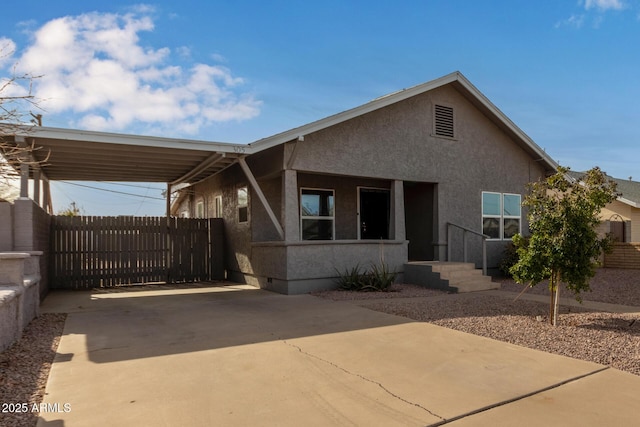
[49,216,224,289]
[604,242,640,269]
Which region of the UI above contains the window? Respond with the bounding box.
[482,192,521,240]
[214,195,223,218]
[300,188,334,240]
[502,194,521,239]
[434,104,455,139]
[237,187,248,223]
[195,201,204,218]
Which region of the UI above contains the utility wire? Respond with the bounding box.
[95,181,164,189]
[59,181,165,200]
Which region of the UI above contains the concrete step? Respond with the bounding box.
[403,261,497,293]
[450,277,500,293]
[411,261,476,273]
[438,268,486,281]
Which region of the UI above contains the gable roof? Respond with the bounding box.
[568,171,640,208]
[248,71,558,173]
[3,71,557,185]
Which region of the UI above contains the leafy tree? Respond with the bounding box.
[510,166,619,326]
[57,201,82,217]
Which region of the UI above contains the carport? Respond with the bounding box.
[0,125,276,288]
[3,125,249,214]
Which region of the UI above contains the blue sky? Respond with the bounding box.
[1,1,638,215]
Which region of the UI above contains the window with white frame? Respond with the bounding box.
[300,188,334,240]
[482,192,521,240]
[195,201,204,218]
[237,187,248,223]
[214,195,223,218]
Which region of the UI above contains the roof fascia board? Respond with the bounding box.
[617,196,640,209]
[14,125,254,154]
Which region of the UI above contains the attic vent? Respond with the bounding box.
[434,104,455,138]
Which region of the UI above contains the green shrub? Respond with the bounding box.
[499,236,530,277]
[336,262,396,292]
[335,264,364,291]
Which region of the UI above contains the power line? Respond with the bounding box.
[95,181,165,189]
[59,181,166,200]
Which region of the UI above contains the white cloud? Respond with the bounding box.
[0,37,16,66]
[558,0,629,28]
[583,0,626,11]
[4,10,260,134]
[556,14,586,28]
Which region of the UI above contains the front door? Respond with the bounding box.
[359,188,390,239]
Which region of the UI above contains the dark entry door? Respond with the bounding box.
[359,188,390,239]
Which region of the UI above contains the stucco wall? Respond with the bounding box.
[186,83,549,288]
[12,199,50,297]
[286,85,546,268]
[0,202,13,251]
[0,253,41,352]
[247,240,407,294]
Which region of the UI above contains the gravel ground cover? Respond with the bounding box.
[0,313,66,427]
[315,268,640,376]
[499,267,640,306]
[1,270,638,426]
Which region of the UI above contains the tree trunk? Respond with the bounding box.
[549,272,560,326]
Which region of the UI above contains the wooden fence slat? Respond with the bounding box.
[49,216,223,289]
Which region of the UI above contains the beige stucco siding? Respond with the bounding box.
[632,209,640,242]
[599,199,640,242]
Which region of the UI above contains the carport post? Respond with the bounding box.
[238,157,285,240]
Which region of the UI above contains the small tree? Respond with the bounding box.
[510,166,619,326]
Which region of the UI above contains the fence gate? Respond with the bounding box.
[49,216,224,289]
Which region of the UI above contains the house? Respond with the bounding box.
[568,171,640,243]
[566,171,640,269]
[171,71,558,294]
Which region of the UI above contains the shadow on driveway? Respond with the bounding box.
[42,284,412,364]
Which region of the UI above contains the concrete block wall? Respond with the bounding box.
[0,252,41,352]
[0,202,13,251]
[12,199,50,298]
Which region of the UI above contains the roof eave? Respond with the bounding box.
[617,196,640,209]
[12,124,253,154]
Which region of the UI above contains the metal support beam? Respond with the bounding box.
[171,152,226,185]
[238,157,285,240]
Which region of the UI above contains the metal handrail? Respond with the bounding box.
[447,222,489,275]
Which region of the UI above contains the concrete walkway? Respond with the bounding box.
[38,284,640,426]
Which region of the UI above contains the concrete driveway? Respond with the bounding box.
[38,284,640,426]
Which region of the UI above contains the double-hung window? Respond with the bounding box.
[300,188,334,240]
[482,192,521,240]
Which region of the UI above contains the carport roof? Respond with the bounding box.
[5,126,249,184]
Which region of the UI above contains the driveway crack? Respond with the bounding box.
[282,340,445,421]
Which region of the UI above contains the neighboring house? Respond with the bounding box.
[568,171,640,243]
[172,71,557,294]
